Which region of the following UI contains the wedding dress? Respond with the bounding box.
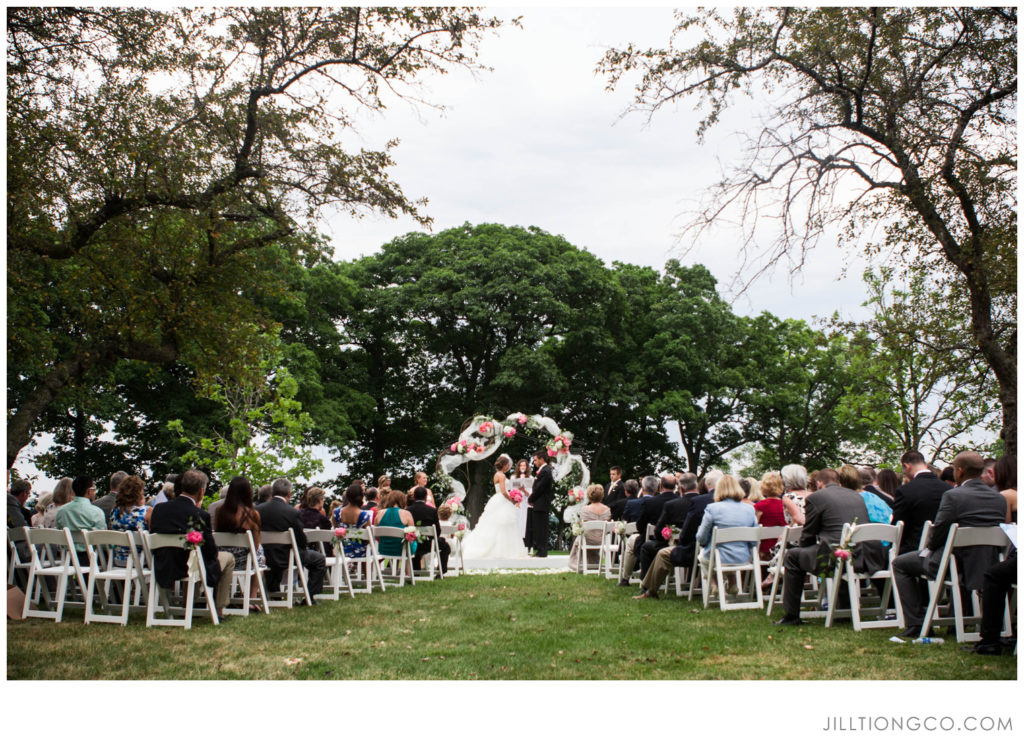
[463,485,529,559]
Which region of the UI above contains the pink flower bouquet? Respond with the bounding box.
[834,548,852,560]
[508,488,524,505]
[186,530,203,546]
[661,526,672,541]
[403,525,419,542]
[334,526,347,539]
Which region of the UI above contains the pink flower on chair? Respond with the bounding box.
[661,526,672,541]
[186,530,203,545]
[457,522,466,531]
[334,527,347,539]
[834,548,852,560]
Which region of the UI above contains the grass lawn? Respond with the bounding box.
[6,572,1016,680]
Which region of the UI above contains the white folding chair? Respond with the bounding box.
[144,533,219,629]
[413,526,444,580]
[304,528,356,599]
[575,521,608,575]
[260,530,312,608]
[824,522,905,630]
[83,530,147,625]
[698,526,763,610]
[766,525,802,616]
[920,524,1013,642]
[7,526,32,588]
[372,525,415,587]
[602,522,623,579]
[213,530,270,614]
[345,527,387,592]
[440,525,466,576]
[22,527,87,622]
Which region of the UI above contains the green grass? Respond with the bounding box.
[6,572,1016,680]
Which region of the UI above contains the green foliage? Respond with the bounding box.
[168,342,323,485]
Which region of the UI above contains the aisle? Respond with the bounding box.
[462,555,570,571]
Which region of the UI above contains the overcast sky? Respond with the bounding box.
[323,5,875,323]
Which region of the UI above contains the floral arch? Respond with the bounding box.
[435,413,591,519]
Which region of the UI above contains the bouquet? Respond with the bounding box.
[403,525,420,543]
[185,529,204,549]
[661,525,681,543]
[508,488,524,506]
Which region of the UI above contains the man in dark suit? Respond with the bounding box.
[604,467,626,512]
[150,469,234,617]
[891,450,951,554]
[610,478,638,521]
[635,473,679,551]
[774,469,873,625]
[631,471,720,596]
[893,451,1007,637]
[528,451,554,557]
[408,486,449,575]
[638,472,700,579]
[257,477,327,604]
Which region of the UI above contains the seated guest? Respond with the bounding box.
[754,472,788,560]
[741,477,762,502]
[773,468,876,626]
[207,484,229,522]
[893,451,1008,637]
[892,450,951,555]
[611,478,639,522]
[617,475,660,583]
[967,550,1017,655]
[334,484,373,559]
[839,463,891,524]
[781,464,812,525]
[875,468,900,504]
[409,485,450,575]
[299,486,332,530]
[374,487,418,558]
[257,477,326,604]
[568,484,611,571]
[41,477,74,528]
[55,476,106,563]
[694,473,758,566]
[109,475,150,566]
[256,484,273,504]
[214,476,264,603]
[635,473,701,582]
[362,486,380,516]
[10,479,34,528]
[150,469,234,618]
[993,455,1016,523]
[437,504,453,525]
[940,466,956,486]
[31,491,53,528]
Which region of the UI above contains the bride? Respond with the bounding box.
[463,454,529,559]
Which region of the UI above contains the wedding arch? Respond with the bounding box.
[435,413,591,516]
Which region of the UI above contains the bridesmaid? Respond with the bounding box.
[510,459,535,545]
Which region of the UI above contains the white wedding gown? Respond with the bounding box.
[463,486,529,559]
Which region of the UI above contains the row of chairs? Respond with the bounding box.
[9,523,468,629]
[577,519,1016,641]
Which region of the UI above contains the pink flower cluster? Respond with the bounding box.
[834,548,852,560]
[186,530,203,545]
[547,433,572,458]
[661,526,673,541]
[569,487,585,503]
[334,526,347,539]
[457,522,467,531]
[502,425,516,438]
[517,413,528,425]
[405,531,418,542]
[508,488,524,505]
[479,421,494,434]
[450,440,486,454]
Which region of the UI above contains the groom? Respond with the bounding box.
[528,451,554,558]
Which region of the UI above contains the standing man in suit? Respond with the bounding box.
[409,486,449,575]
[774,469,873,626]
[893,451,1007,637]
[528,451,554,558]
[892,450,951,554]
[604,467,626,512]
[150,469,234,617]
[257,477,326,604]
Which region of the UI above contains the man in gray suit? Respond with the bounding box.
[93,470,128,527]
[774,468,875,626]
[892,450,1006,637]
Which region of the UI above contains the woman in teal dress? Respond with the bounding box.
[374,488,418,557]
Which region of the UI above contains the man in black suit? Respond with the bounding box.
[528,451,554,557]
[631,471,720,596]
[638,472,700,579]
[774,469,874,625]
[604,466,626,511]
[257,477,327,604]
[150,469,234,617]
[891,450,952,554]
[408,486,449,575]
[893,451,1007,637]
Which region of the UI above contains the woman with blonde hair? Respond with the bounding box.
[41,477,74,528]
[694,474,757,564]
[567,483,611,571]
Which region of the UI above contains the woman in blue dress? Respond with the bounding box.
[109,475,150,566]
[334,483,373,558]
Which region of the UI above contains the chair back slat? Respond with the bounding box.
[951,526,1011,548]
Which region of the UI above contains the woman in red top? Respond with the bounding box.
[753,471,787,558]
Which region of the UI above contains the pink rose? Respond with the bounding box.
[661,527,672,541]
[405,531,417,542]
[335,527,347,538]
[547,448,556,458]
[517,414,528,425]
[834,548,851,560]
[186,530,203,545]
[457,522,466,531]
[450,443,458,452]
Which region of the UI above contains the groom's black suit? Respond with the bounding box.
[528,463,554,557]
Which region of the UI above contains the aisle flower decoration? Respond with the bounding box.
[453,522,467,540]
[614,521,628,536]
[661,525,681,542]
[571,520,584,537]
[403,525,420,542]
[332,526,348,546]
[185,529,204,549]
